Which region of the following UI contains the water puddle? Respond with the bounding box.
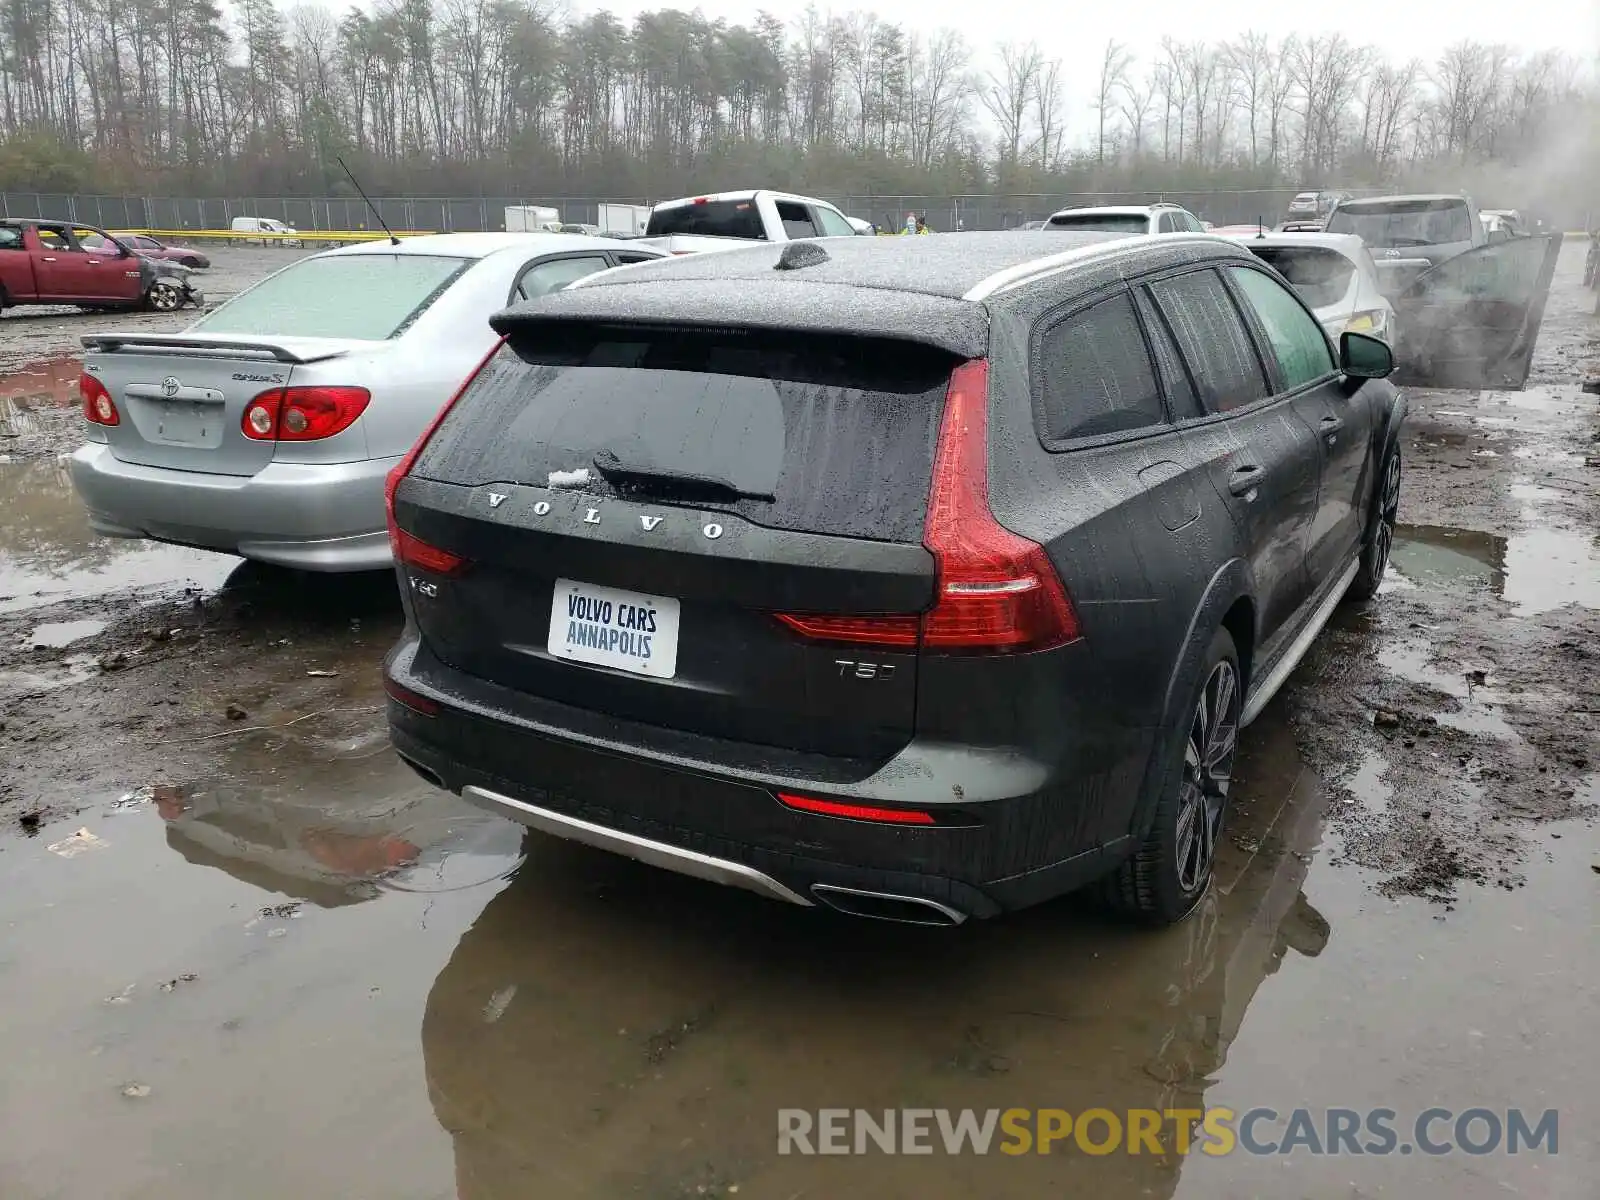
[23,618,106,648]
[1390,522,1600,615]
[1342,749,1393,815]
[1390,524,1506,594]
[0,651,102,697]
[1380,641,1517,736]
[1503,526,1600,614]
[0,458,239,614]
[0,355,79,439]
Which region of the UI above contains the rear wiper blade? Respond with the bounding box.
[591,449,775,501]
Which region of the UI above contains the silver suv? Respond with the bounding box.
[1043,202,1205,235]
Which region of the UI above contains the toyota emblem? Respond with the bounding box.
[160,376,181,397]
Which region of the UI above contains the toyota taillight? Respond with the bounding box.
[384,338,505,576]
[774,358,1081,654]
[241,386,371,441]
[80,374,119,426]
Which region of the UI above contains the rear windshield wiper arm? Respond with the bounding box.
[591,449,775,501]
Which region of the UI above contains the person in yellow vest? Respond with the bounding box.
[916,214,932,234]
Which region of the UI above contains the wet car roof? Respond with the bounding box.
[557,231,1131,301]
[491,231,1251,358]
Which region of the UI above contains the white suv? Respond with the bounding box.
[1043,203,1205,235]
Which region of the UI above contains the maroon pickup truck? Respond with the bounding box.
[0,218,202,312]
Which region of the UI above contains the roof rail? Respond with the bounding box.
[963,233,1223,302]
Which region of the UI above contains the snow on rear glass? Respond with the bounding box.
[414,326,953,542]
[193,254,468,340]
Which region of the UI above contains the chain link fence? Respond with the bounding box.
[0,193,654,232]
[0,188,1403,234]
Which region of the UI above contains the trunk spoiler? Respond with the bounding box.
[80,333,352,364]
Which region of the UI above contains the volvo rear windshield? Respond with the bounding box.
[413,324,956,542]
[644,201,766,240]
[1325,199,1473,247]
[1245,246,1357,308]
[192,253,469,340]
[1045,213,1149,233]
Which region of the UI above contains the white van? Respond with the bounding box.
[230,216,302,246]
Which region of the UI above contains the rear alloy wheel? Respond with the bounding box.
[1347,447,1401,601]
[1103,628,1240,925]
[147,280,183,311]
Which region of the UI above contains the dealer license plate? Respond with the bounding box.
[548,578,680,679]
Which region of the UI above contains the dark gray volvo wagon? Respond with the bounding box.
[383,231,1408,927]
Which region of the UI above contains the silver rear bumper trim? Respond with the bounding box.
[460,784,813,907]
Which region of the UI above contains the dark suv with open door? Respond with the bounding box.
[384,231,1414,928]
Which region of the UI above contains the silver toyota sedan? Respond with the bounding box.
[69,233,666,571]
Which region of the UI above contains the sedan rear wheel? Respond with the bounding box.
[1102,627,1240,925]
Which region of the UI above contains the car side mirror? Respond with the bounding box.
[1340,331,1394,379]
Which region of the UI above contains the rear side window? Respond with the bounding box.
[0,227,22,250]
[513,255,609,301]
[193,253,469,340]
[1135,290,1205,422]
[414,325,955,542]
[1228,266,1336,389]
[645,200,765,240]
[1146,270,1271,414]
[776,202,818,239]
[1034,291,1165,442]
[1046,213,1150,234]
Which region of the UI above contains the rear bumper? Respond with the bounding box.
[69,442,398,571]
[385,637,1144,919]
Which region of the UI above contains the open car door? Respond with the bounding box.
[1390,233,1563,390]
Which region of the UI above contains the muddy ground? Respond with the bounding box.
[0,245,1596,1200]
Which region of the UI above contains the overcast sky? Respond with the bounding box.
[590,1,1598,144]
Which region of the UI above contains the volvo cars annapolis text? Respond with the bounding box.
[382,230,1424,927]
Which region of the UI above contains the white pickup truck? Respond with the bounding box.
[638,189,868,255]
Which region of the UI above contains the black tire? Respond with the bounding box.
[1102,627,1241,925]
[1347,445,1401,602]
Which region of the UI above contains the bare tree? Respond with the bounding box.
[1157,38,1191,161]
[1032,53,1066,170]
[1224,33,1272,166]
[979,40,1042,166]
[1094,38,1130,163]
[1184,42,1218,166]
[1117,69,1156,159]
[905,28,971,169]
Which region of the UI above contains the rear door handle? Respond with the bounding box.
[1320,415,1344,434]
[87,259,101,265]
[1228,464,1264,496]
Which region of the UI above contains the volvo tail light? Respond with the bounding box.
[384,338,505,576]
[774,359,1081,654]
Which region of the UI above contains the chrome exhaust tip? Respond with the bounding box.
[810,884,967,926]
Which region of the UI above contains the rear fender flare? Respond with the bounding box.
[1126,556,1253,843]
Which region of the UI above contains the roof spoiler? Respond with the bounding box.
[80,334,345,364]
